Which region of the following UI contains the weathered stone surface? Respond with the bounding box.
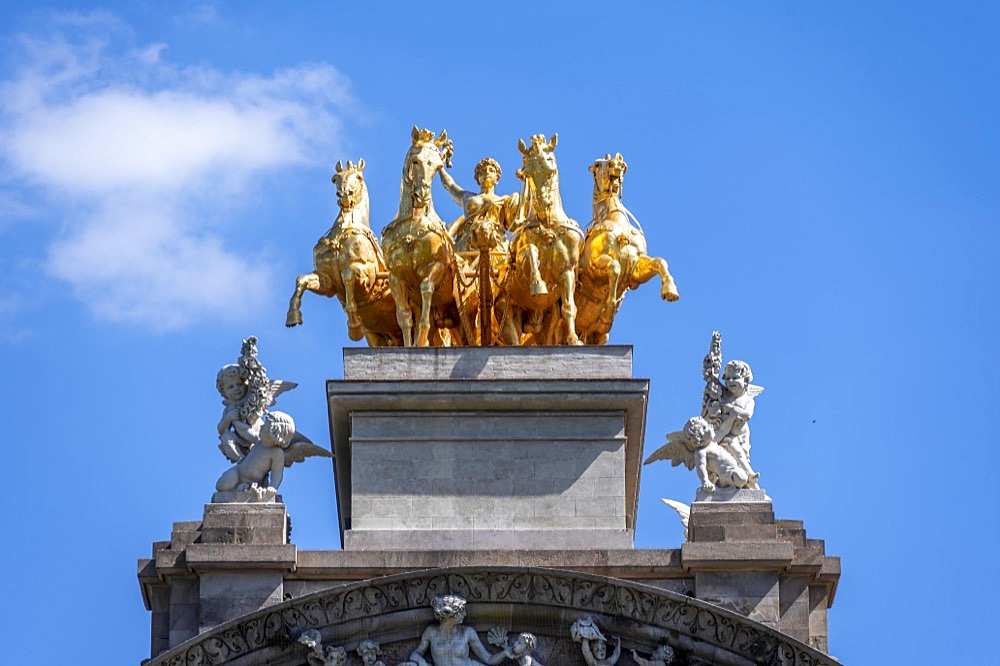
[329,353,648,550]
[343,345,633,380]
[143,566,842,666]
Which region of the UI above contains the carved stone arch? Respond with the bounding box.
[147,567,838,666]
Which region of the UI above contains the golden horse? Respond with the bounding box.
[497,133,583,345]
[285,159,403,346]
[381,127,473,347]
[576,153,679,344]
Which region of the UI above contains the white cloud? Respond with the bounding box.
[0,12,357,330]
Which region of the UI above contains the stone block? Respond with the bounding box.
[682,541,793,569]
[329,356,649,548]
[185,544,297,571]
[343,345,633,380]
[689,524,726,542]
[779,575,811,642]
[695,570,780,628]
[199,572,283,630]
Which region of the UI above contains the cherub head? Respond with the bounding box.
[431,594,467,624]
[322,645,347,666]
[651,645,675,663]
[217,364,248,403]
[722,360,752,397]
[592,638,608,660]
[356,640,382,666]
[511,632,537,657]
[261,411,295,449]
[683,416,715,448]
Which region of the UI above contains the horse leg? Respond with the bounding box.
[341,266,366,341]
[527,243,548,296]
[417,263,446,347]
[286,272,321,327]
[388,273,415,347]
[635,255,680,302]
[559,268,582,345]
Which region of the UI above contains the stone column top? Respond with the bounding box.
[343,345,634,380]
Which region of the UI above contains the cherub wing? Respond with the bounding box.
[747,384,764,398]
[643,431,698,470]
[283,432,333,467]
[266,380,298,408]
[661,498,691,534]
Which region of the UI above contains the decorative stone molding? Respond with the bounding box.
[146,567,840,666]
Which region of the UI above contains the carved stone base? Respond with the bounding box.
[210,488,283,503]
[328,346,648,550]
[681,495,838,651]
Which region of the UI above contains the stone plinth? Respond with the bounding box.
[138,502,295,655]
[680,489,840,653]
[328,346,648,550]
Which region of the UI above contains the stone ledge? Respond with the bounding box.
[343,528,634,551]
[681,541,794,570]
[344,345,634,380]
[185,544,297,572]
[290,548,688,583]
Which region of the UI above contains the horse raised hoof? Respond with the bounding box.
[530,279,548,296]
[662,283,680,302]
[285,310,303,327]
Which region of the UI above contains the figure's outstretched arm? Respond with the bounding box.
[468,628,505,665]
[609,636,621,664]
[439,168,469,207]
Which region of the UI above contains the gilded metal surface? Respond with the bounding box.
[286,160,403,346]
[287,129,679,347]
[576,153,679,344]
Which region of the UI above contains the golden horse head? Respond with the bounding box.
[589,153,628,201]
[332,159,369,222]
[402,127,452,210]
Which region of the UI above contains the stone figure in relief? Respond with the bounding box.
[487,630,543,666]
[215,336,297,463]
[630,645,675,666]
[644,416,757,492]
[409,594,508,666]
[570,616,620,666]
[357,640,387,666]
[298,629,348,666]
[214,411,331,502]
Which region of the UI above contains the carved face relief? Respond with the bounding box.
[593,640,607,660]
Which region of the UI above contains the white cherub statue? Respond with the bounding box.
[216,336,297,463]
[214,411,331,502]
[643,416,757,492]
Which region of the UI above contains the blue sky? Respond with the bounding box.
[1,2,996,664]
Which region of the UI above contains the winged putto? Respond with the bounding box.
[644,332,762,492]
[212,336,331,502]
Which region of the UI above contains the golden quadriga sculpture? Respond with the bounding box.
[287,127,680,347]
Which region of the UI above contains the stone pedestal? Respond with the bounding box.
[327,346,648,550]
[680,489,839,652]
[138,502,295,655]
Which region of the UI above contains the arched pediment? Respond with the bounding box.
[146,567,838,666]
